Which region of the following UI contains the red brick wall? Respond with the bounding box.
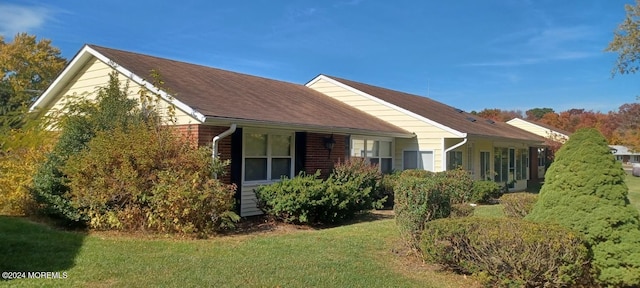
[173,124,233,184]
[305,133,346,178]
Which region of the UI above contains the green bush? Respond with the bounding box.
[526,128,640,287]
[149,171,238,235]
[255,165,383,224]
[255,172,324,223]
[30,72,138,226]
[393,174,450,252]
[378,172,400,209]
[64,124,237,234]
[331,158,384,209]
[501,193,537,218]
[400,169,434,178]
[449,203,474,218]
[470,180,502,204]
[421,217,592,287]
[440,168,474,204]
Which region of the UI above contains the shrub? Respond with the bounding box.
[449,203,474,218]
[421,217,592,287]
[400,169,434,178]
[331,158,384,209]
[0,123,54,215]
[378,172,400,209]
[148,171,237,235]
[526,128,640,286]
[470,180,502,204]
[501,193,537,218]
[64,123,238,234]
[255,165,382,224]
[393,174,450,252]
[30,72,138,225]
[440,168,474,204]
[255,172,325,224]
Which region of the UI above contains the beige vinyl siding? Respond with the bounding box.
[46,58,200,125]
[506,118,567,142]
[308,78,458,172]
[240,184,262,216]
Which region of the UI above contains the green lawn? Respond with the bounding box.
[627,174,640,211]
[0,214,478,288]
[474,174,640,217]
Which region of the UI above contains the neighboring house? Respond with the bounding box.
[506,118,571,179]
[609,145,640,164]
[306,75,545,191]
[32,45,546,216]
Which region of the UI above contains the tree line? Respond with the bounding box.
[470,105,640,149]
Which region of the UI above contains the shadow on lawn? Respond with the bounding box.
[0,216,85,280]
[225,210,395,236]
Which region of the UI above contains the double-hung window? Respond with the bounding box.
[351,137,393,174]
[244,132,293,182]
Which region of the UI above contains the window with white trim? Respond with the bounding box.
[447,150,463,170]
[403,150,434,171]
[351,137,393,173]
[244,132,293,182]
[480,151,491,180]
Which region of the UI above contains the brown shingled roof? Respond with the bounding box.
[88,45,410,136]
[325,75,545,142]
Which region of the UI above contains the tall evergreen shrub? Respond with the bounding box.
[526,128,640,287]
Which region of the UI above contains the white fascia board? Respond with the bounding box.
[84,46,206,123]
[508,118,569,140]
[30,45,94,111]
[306,75,466,138]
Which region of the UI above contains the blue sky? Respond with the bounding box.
[1,0,638,113]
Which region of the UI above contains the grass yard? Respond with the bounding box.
[474,174,640,217]
[0,214,479,288]
[627,174,640,212]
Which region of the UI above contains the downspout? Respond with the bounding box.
[442,138,467,171]
[212,124,237,179]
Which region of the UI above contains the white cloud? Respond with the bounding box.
[0,4,53,37]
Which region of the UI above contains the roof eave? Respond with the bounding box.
[31,45,207,123]
[306,74,467,138]
[203,117,415,138]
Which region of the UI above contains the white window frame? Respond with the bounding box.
[480,151,491,180]
[242,129,295,185]
[447,150,463,170]
[402,150,435,171]
[350,136,394,173]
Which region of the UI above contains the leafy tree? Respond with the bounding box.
[0,33,66,131]
[525,107,554,120]
[31,72,138,225]
[526,128,640,287]
[470,108,523,122]
[607,0,640,75]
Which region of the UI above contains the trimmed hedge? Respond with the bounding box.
[449,203,474,218]
[470,180,502,204]
[501,193,537,218]
[421,217,592,287]
[255,159,384,225]
[393,173,450,251]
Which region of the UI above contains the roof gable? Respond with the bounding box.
[32,45,411,137]
[314,75,544,142]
